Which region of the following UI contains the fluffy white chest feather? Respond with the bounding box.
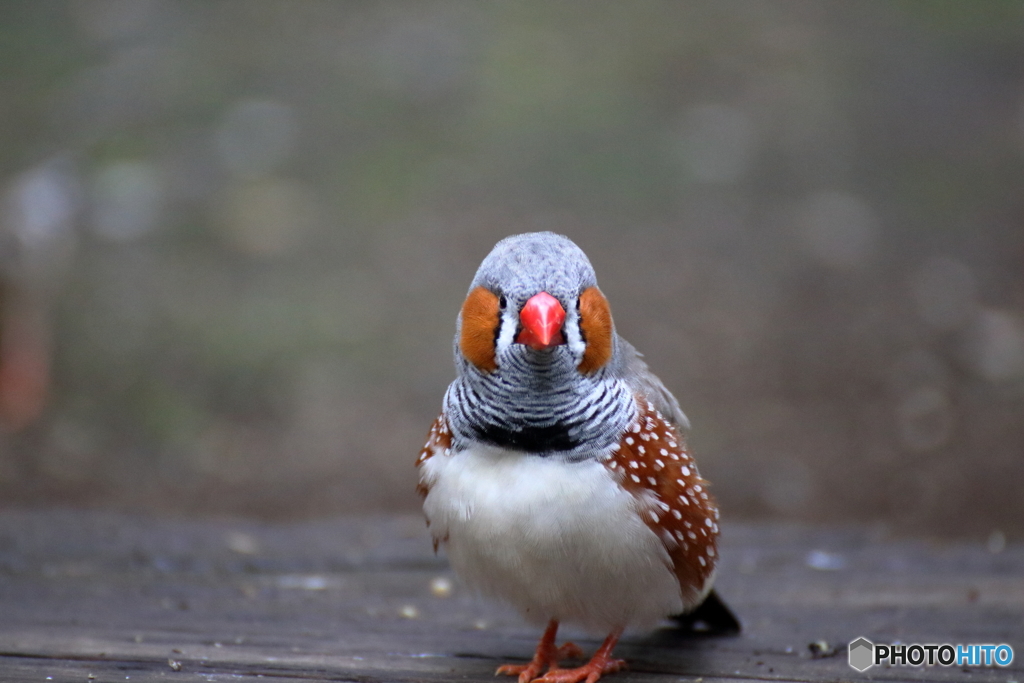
[420,444,684,634]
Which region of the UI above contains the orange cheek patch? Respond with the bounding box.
[577,287,613,374]
[459,286,501,373]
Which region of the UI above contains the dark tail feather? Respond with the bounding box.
[670,589,741,635]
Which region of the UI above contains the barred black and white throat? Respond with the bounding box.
[442,232,685,461]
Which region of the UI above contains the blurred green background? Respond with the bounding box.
[0,1,1021,539]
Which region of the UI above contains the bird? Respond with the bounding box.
[416,232,737,683]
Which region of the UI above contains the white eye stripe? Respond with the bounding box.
[563,301,587,357]
[493,307,520,355]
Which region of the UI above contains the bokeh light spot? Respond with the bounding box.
[91,161,164,242]
[910,256,978,331]
[795,190,880,269]
[677,103,756,184]
[216,100,298,180]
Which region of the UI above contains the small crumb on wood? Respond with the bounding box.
[808,640,838,658]
[987,529,1006,554]
[429,576,452,597]
[225,531,260,555]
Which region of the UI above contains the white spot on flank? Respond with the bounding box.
[707,547,715,557]
[684,520,692,528]
[698,556,706,567]
[681,466,691,476]
[649,511,659,523]
[659,449,668,456]
[668,441,678,448]
[674,530,685,541]
[688,531,697,540]
[631,423,641,433]
[678,495,689,505]
[669,453,680,460]
[647,477,657,486]
[629,461,638,469]
[625,437,634,445]
[676,479,685,486]
[631,474,641,483]
[654,459,664,469]
[705,518,713,526]
[693,484,702,493]
[657,501,670,511]
[637,445,646,454]
[671,509,682,520]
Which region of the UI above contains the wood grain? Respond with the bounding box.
[0,510,1019,682]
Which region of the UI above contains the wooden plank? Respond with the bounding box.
[0,510,1020,683]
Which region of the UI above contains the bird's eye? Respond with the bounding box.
[498,294,508,310]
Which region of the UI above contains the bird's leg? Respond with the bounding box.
[496,620,584,683]
[535,628,625,683]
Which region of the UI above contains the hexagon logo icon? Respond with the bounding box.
[848,637,875,672]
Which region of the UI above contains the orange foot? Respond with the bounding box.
[535,658,626,683]
[496,620,584,683]
[535,629,625,683]
[498,623,626,683]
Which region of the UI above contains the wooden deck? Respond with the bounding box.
[0,509,1019,683]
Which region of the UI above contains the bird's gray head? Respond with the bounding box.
[457,232,616,377]
[472,232,597,310]
[445,232,633,456]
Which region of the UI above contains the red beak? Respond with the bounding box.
[516,292,566,351]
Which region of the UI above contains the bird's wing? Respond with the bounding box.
[616,335,690,431]
[415,413,451,499]
[601,398,717,610]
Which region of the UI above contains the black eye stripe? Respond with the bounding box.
[576,297,586,342]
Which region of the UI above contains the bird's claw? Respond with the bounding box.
[495,641,583,683]
[534,658,627,683]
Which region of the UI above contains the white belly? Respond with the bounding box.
[420,444,684,634]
